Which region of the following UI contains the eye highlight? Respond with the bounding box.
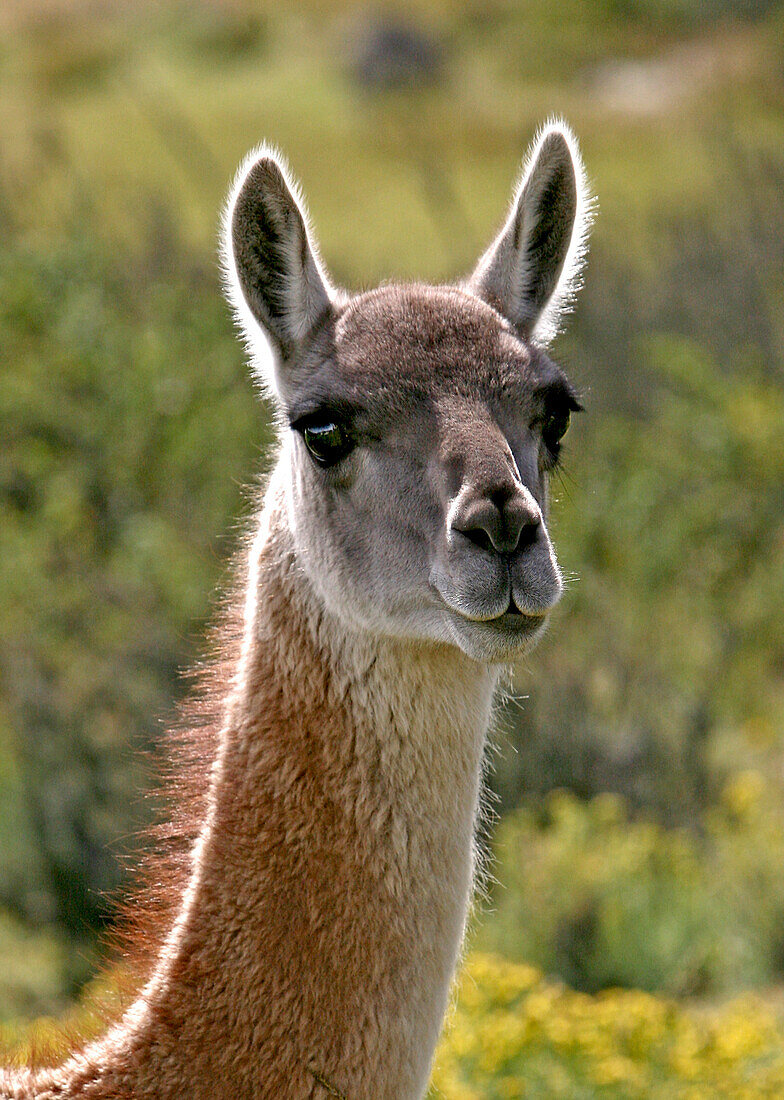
[294,415,354,468]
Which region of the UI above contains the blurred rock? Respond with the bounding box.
[347,16,443,90]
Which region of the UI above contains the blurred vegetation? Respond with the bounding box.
[429,952,784,1098]
[479,775,784,997]
[1,0,783,1090]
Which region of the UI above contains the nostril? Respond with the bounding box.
[459,526,496,554]
[516,514,541,550]
[451,496,506,554]
[504,497,541,553]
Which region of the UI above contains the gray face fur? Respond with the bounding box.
[224,124,591,663]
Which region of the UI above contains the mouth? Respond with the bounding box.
[434,588,551,660]
[486,598,547,631]
[444,597,548,661]
[429,565,556,643]
[454,596,548,633]
[430,566,558,658]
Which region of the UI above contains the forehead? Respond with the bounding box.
[333,285,540,407]
[290,284,575,429]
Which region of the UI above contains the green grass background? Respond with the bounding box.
[1,0,784,1093]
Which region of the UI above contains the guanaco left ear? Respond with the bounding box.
[469,122,592,344]
[223,146,334,399]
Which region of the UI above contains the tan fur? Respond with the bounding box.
[2,473,495,1100]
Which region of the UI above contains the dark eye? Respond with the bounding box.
[541,408,571,462]
[298,418,353,467]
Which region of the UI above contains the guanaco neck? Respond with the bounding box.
[19,472,498,1100]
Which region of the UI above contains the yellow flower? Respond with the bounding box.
[722,770,765,820]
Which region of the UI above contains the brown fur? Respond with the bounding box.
[2,481,496,1099]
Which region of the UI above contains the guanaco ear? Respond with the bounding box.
[223,146,334,398]
[469,122,592,344]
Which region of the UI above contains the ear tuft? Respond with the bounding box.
[221,144,334,400]
[470,119,594,344]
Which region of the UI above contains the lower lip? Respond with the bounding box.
[480,610,546,631]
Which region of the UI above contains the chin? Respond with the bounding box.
[445,611,549,664]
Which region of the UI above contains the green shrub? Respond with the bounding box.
[496,335,784,824]
[0,912,72,1025]
[0,229,266,952]
[479,775,784,996]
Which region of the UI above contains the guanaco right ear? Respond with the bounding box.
[469,122,592,344]
[223,147,334,399]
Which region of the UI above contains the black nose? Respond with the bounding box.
[450,483,542,555]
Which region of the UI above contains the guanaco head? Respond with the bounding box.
[223,124,591,662]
